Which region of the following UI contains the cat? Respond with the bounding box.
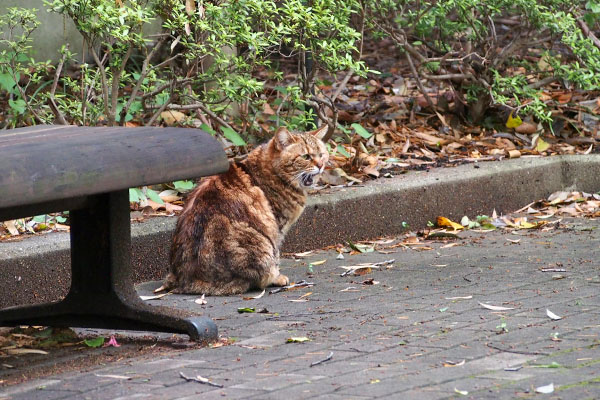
[159,125,329,295]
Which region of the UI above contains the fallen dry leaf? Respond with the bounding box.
[479,302,515,311]
[140,293,169,301]
[161,110,186,126]
[436,216,464,231]
[243,289,265,300]
[546,309,562,320]
[535,383,554,394]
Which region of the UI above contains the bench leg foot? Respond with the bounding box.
[0,293,218,343]
[184,317,218,342]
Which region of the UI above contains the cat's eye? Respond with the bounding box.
[302,154,311,160]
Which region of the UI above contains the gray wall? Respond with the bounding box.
[1,1,84,63]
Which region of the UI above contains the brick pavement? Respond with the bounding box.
[1,218,599,399]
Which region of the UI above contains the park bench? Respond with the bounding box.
[0,125,229,341]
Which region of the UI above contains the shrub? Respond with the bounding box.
[365,0,600,126]
[1,0,368,139]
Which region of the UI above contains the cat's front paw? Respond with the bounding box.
[273,274,289,287]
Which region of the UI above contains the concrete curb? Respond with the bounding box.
[1,155,599,308]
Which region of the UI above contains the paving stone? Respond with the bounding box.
[173,387,267,400]
[229,373,326,391]
[3,388,76,400]
[78,383,165,400]
[0,379,69,400]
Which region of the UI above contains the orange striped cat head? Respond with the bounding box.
[271,125,329,189]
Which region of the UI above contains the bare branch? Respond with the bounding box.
[404,51,436,111]
[577,16,600,50]
[110,45,133,125]
[146,95,173,127]
[120,35,168,124]
[526,75,559,90]
[48,45,69,125]
[421,73,476,81]
[88,40,111,123]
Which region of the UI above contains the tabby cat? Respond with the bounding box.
[160,125,329,295]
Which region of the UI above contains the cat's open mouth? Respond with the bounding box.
[301,172,318,187]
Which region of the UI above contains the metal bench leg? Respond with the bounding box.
[0,191,217,342]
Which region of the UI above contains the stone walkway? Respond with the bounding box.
[2,218,600,399]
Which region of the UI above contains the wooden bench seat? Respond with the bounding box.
[0,125,229,341]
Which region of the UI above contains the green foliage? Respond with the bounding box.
[172,180,195,192]
[0,8,52,126]
[83,336,105,348]
[1,0,367,139]
[351,123,372,139]
[366,0,600,124]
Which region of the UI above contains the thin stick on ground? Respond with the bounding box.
[486,343,549,356]
[179,371,224,388]
[310,351,334,367]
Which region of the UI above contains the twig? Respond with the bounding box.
[339,259,395,277]
[146,95,172,126]
[179,372,223,388]
[421,73,475,81]
[146,80,175,126]
[330,1,365,104]
[269,280,315,294]
[48,45,69,125]
[119,35,168,124]
[404,51,437,113]
[486,343,548,356]
[109,46,133,125]
[87,39,111,122]
[310,351,334,367]
[306,95,338,142]
[195,102,237,132]
[577,16,600,50]
[525,76,559,91]
[331,70,354,103]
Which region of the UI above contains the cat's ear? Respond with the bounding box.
[309,124,328,140]
[274,127,295,150]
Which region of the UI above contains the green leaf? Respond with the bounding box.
[173,180,195,191]
[32,215,47,223]
[200,123,216,136]
[533,361,562,368]
[145,188,165,205]
[8,98,26,115]
[84,337,105,348]
[0,73,17,93]
[536,137,550,152]
[237,307,256,313]
[286,336,310,343]
[222,127,246,146]
[351,123,372,139]
[129,188,141,203]
[347,240,374,253]
[55,216,67,223]
[336,145,351,158]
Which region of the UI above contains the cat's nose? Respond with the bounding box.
[315,159,324,171]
